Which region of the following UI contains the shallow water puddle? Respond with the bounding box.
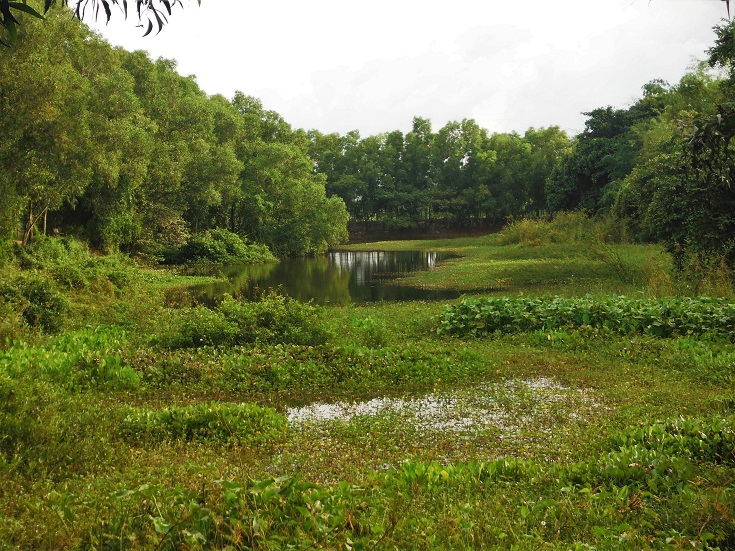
[270,378,606,481]
[286,377,602,438]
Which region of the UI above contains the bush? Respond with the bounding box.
[49,264,88,290]
[0,299,29,349]
[119,402,288,446]
[172,229,277,265]
[15,235,89,270]
[497,212,626,247]
[170,292,327,348]
[0,276,69,333]
[0,375,115,478]
[0,239,14,268]
[176,307,239,348]
[218,292,328,346]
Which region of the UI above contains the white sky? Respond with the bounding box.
[86,0,728,137]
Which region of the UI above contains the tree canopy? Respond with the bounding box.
[0,11,347,256]
[3,3,735,269]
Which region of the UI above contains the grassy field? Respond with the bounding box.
[1,228,735,549]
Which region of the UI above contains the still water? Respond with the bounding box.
[188,250,461,304]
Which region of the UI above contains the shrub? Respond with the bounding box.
[0,299,29,349]
[0,276,69,333]
[218,292,327,346]
[497,212,626,247]
[49,264,88,290]
[176,306,239,348]
[172,229,276,265]
[15,235,89,270]
[0,375,115,478]
[170,292,327,348]
[119,402,288,446]
[0,239,14,267]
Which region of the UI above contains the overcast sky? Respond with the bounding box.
[86,0,728,137]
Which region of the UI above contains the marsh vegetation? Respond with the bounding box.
[1,217,735,549]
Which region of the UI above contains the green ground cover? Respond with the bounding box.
[1,231,734,549]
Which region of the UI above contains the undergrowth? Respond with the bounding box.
[1,233,735,549]
[438,295,735,340]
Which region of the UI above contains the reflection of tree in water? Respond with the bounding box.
[188,262,280,306]
[187,252,459,305]
[331,251,441,284]
[267,257,352,304]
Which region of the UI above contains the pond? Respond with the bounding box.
[187,250,461,305]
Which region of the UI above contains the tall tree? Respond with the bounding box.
[617,23,735,265]
[0,11,93,244]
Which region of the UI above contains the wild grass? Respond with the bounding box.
[343,216,658,297]
[1,231,735,548]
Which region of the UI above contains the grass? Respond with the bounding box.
[1,230,735,548]
[343,235,661,297]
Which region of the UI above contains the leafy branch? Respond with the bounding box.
[0,0,200,44]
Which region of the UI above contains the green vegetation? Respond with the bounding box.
[0,10,347,258]
[2,7,735,550]
[438,296,735,340]
[170,229,277,265]
[0,232,734,549]
[119,402,288,446]
[167,292,328,348]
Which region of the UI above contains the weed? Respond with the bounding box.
[119,402,289,446]
[168,291,328,348]
[350,316,388,348]
[438,295,735,340]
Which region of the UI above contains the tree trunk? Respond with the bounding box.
[22,202,34,246]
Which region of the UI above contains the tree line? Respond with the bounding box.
[547,20,735,265]
[2,8,734,267]
[308,19,735,267]
[308,121,570,229]
[0,10,348,257]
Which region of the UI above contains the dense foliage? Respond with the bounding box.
[309,120,570,228]
[119,402,288,446]
[438,295,735,339]
[170,228,276,265]
[169,292,328,348]
[0,10,347,258]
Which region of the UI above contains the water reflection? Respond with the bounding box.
[188,250,460,305]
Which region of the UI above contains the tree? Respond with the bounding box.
[615,25,735,265]
[0,12,94,244]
